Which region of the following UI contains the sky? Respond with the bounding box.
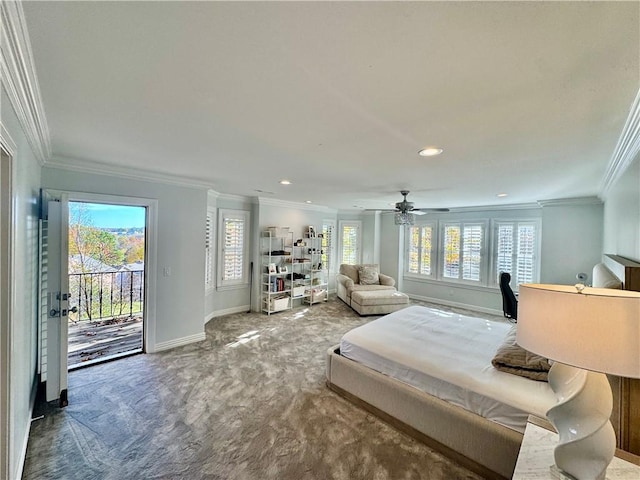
[70,202,146,229]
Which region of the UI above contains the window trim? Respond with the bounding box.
[338,220,362,265]
[217,208,251,290]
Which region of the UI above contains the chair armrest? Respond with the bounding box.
[336,273,354,289]
[378,273,395,287]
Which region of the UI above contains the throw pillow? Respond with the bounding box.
[358,265,380,285]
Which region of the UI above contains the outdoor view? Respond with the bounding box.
[68,202,146,368]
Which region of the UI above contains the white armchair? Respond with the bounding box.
[336,264,396,306]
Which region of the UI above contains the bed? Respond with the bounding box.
[326,254,640,479]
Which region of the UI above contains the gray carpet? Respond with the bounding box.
[23,298,496,480]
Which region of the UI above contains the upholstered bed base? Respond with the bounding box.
[326,345,522,480]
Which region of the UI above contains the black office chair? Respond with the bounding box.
[499,272,518,322]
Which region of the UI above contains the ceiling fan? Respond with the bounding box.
[368,191,449,225]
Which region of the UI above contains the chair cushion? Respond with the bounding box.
[358,265,380,285]
[339,264,360,284]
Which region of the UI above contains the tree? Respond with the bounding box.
[118,235,145,263]
[68,203,125,321]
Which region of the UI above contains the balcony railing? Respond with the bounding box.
[68,270,144,322]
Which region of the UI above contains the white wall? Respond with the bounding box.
[41,167,207,348]
[204,193,256,318]
[603,157,640,262]
[540,200,604,284]
[1,85,42,480]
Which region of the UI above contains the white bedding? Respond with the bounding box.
[340,305,556,433]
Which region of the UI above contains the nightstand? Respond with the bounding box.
[513,415,640,479]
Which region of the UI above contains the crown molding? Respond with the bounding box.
[0,1,51,164]
[217,192,253,203]
[257,196,336,213]
[0,122,17,155]
[46,155,215,190]
[537,196,603,208]
[207,189,221,201]
[601,88,640,195]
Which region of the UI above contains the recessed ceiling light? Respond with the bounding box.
[279,179,291,185]
[418,147,443,157]
[497,193,508,198]
[305,200,312,204]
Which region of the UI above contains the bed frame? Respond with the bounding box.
[326,253,640,479]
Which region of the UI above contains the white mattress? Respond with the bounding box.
[340,305,556,433]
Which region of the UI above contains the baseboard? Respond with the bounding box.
[153,332,206,353]
[205,305,250,323]
[407,293,503,317]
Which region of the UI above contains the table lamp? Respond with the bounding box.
[517,284,640,480]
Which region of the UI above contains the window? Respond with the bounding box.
[406,224,434,276]
[441,222,485,282]
[217,209,250,288]
[322,221,335,273]
[339,221,361,265]
[495,221,539,287]
[205,210,215,290]
[405,216,539,289]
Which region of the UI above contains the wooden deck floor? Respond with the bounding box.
[68,316,143,367]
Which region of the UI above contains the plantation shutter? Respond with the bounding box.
[204,211,214,289]
[322,223,334,272]
[462,225,483,281]
[223,216,244,281]
[516,224,536,284]
[443,225,460,279]
[408,225,433,276]
[495,221,538,287]
[340,222,360,265]
[420,225,433,275]
[496,224,514,280]
[408,226,420,274]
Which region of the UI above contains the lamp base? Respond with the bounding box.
[546,362,616,480]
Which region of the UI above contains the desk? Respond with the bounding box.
[513,415,640,479]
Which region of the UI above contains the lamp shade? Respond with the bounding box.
[517,284,640,378]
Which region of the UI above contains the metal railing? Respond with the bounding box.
[68,270,144,322]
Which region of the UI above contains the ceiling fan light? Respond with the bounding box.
[395,212,415,226]
[418,147,443,157]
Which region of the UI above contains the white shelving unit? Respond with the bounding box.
[261,230,294,314]
[291,229,328,306]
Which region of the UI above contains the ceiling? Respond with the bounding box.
[22,1,639,211]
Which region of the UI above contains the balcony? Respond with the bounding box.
[68,270,144,367]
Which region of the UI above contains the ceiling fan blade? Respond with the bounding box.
[412,211,427,216]
[364,209,397,213]
[413,208,450,213]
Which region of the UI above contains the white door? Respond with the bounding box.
[44,196,70,405]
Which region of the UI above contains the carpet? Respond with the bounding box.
[23,298,492,479]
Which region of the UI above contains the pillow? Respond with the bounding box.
[592,263,622,289]
[358,265,380,285]
[491,326,551,382]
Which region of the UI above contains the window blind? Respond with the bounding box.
[205,211,214,289]
[223,216,244,281]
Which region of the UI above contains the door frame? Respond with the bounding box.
[0,129,16,480]
[45,190,159,358]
